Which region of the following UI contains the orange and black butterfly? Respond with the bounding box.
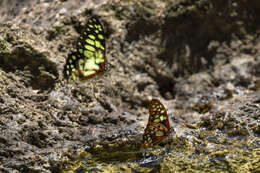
[142,99,170,149]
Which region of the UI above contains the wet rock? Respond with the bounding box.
[0,0,260,172]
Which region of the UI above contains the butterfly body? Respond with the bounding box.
[64,17,107,82]
[142,99,170,149]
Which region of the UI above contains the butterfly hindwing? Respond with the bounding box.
[142,99,170,149]
[64,17,107,82]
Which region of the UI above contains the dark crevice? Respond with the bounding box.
[152,74,176,100]
[126,17,160,42]
[160,0,260,76]
[0,45,58,90]
[129,0,260,99]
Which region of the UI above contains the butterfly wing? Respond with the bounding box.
[64,17,107,82]
[142,99,170,149]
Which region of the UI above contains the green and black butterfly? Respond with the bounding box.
[64,17,108,82]
[142,99,171,149]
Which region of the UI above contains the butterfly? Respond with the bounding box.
[142,99,170,149]
[64,17,108,82]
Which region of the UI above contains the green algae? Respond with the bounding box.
[61,133,259,172]
[61,111,260,173]
[0,38,10,54]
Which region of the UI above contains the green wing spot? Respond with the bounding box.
[156,131,164,137]
[98,34,104,40]
[97,25,102,31]
[95,58,104,64]
[84,50,94,58]
[86,39,95,45]
[89,34,95,40]
[95,40,101,48]
[153,119,160,123]
[64,17,107,82]
[100,45,105,50]
[85,45,95,52]
[160,116,166,121]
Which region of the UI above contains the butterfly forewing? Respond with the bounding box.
[64,17,107,82]
[142,99,170,149]
[148,99,170,127]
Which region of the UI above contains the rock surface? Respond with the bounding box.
[0,0,259,172]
